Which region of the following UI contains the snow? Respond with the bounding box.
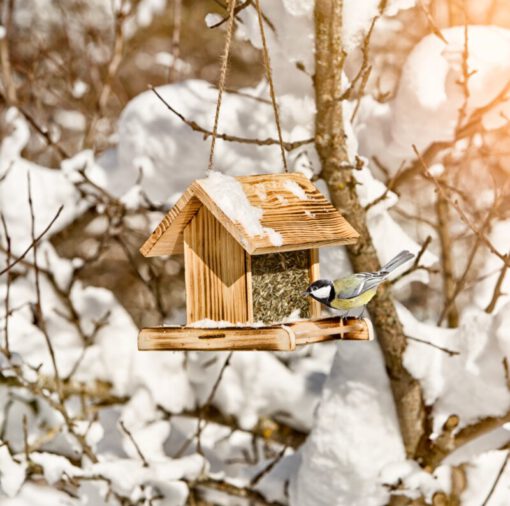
[205,13,222,28]
[115,80,314,201]
[72,80,89,98]
[289,341,406,505]
[187,349,328,431]
[3,3,510,505]
[154,51,191,74]
[343,0,417,52]
[54,110,86,131]
[0,446,26,497]
[402,303,510,434]
[461,450,510,506]
[357,26,510,173]
[0,109,83,249]
[200,171,283,246]
[380,460,451,501]
[30,452,83,485]
[283,179,308,200]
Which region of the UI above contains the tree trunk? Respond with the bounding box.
[313,0,427,458]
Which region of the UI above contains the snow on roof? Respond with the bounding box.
[200,171,283,247]
[140,172,359,257]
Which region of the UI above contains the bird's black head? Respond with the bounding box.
[303,279,335,305]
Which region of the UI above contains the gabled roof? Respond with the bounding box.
[140,173,359,257]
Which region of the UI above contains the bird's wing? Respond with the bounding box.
[333,272,387,299]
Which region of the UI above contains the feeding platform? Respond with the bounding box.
[138,173,374,351]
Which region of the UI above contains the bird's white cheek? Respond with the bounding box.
[312,286,331,299]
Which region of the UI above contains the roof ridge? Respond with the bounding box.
[140,173,359,257]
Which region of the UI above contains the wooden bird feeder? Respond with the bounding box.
[138,173,374,351]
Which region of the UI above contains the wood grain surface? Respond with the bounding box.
[138,316,373,351]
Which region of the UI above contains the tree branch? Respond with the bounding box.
[0,205,64,277]
[149,85,313,151]
[313,0,426,458]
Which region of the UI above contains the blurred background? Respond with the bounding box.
[2,1,510,505]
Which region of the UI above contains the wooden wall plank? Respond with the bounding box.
[184,207,249,324]
[245,254,254,322]
[309,248,322,319]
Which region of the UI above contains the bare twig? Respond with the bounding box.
[481,451,510,506]
[339,15,377,103]
[16,106,71,160]
[211,0,275,31]
[432,415,460,458]
[175,352,233,457]
[0,205,64,277]
[22,414,30,463]
[413,145,510,269]
[149,85,313,151]
[27,174,63,402]
[119,420,149,467]
[423,410,510,469]
[394,79,510,188]
[196,351,233,454]
[194,477,284,506]
[418,0,448,44]
[391,235,433,284]
[485,253,509,314]
[456,15,474,133]
[435,179,459,327]
[209,0,252,29]
[439,205,496,324]
[364,162,406,212]
[84,2,127,148]
[350,65,371,123]
[406,336,460,357]
[250,445,288,486]
[0,214,12,357]
[217,85,272,105]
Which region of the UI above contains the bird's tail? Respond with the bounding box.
[379,250,414,274]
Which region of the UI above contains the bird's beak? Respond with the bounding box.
[302,289,310,297]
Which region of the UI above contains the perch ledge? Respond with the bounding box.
[138,316,374,352]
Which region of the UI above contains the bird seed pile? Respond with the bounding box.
[251,250,311,323]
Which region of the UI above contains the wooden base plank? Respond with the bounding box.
[291,317,373,345]
[139,326,295,351]
[138,316,373,352]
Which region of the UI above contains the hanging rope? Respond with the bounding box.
[207,0,237,172]
[254,0,288,172]
[208,0,288,173]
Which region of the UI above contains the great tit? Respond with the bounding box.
[303,250,414,316]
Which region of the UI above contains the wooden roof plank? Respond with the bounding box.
[139,173,359,257]
[140,187,201,257]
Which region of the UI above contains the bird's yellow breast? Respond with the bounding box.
[329,288,378,310]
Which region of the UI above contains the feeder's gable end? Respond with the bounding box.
[183,206,250,324]
[139,173,360,259]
